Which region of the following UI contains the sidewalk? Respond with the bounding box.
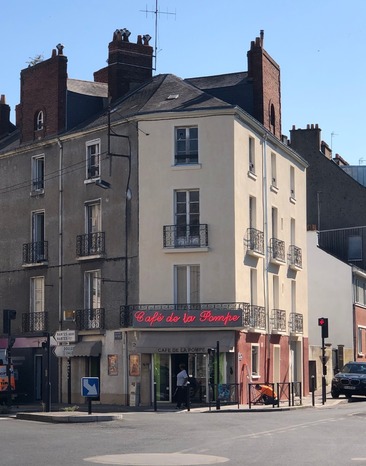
[1,389,344,423]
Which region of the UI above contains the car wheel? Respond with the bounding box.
[331,390,339,399]
[345,394,352,399]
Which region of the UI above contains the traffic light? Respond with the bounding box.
[318,317,329,339]
[3,310,16,334]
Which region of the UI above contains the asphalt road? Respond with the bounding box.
[2,398,366,465]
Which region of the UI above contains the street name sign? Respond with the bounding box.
[53,345,75,358]
[81,377,99,397]
[54,330,77,343]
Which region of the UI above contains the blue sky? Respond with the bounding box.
[1,0,364,164]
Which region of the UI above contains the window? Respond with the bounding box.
[85,270,101,310]
[291,280,296,314]
[35,111,44,131]
[271,207,278,239]
[249,137,255,173]
[273,275,279,309]
[31,155,45,193]
[249,196,256,229]
[175,127,198,164]
[175,265,200,304]
[250,269,257,305]
[358,327,363,355]
[86,140,101,179]
[30,277,44,313]
[86,201,101,235]
[290,166,295,199]
[32,211,45,261]
[348,236,362,261]
[251,345,259,376]
[175,190,200,245]
[271,152,277,187]
[354,278,366,305]
[270,104,275,134]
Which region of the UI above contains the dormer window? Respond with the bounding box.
[35,111,44,131]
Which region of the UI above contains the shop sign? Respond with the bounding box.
[132,308,243,328]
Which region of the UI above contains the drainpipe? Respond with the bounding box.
[57,138,64,402]
[261,134,271,383]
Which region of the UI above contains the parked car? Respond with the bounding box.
[331,362,366,399]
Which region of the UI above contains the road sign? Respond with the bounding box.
[81,377,99,397]
[53,345,75,358]
[54,330,77,343]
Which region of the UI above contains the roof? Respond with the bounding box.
[67,79,108,98]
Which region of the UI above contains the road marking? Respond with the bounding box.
[84,453,229,465]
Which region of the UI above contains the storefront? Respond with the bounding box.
[126,305,244,406]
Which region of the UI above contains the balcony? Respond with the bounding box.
[22,311,48,333]
[22,241,48,265]
[163,224,208,249]
[245,228,264,257]
[243,305,266,331]
[288,312,303,335]
[269,238,286,264]
[75,308,105,331]
[271,309,286,333]
[288,245,302,270]
[76,232,105,258]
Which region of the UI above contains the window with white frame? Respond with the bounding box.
[175,265,200,304]
[290,166,295,198]
[273,275,279,309]
[175,190,200,245]
[86,139,101,179]
[291,280,296,314]
[175,127,198,164]
[251,345,259,376]
[84,270,101,310]
[250,268,257,305]
[30,276,44,313]
[354,278,366,305]
[271,152,277,187]
[31,210,46,262]
[31,155,45,193]
[249,136,255,173]
[86,201,101,234]
[249,196,256,229]
[358,327,364,354]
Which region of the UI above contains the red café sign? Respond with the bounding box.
[132,308,243,328]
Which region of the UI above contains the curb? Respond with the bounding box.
[16,412,124,423]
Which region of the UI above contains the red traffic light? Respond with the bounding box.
[318,317,329,338]
[318,317,327,326]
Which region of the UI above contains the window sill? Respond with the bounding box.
[290,196,296,204]
[270,184,279,194]
[164,247,209,254]
[251,375,260,380]
[84,178,100,185]
[30,189,45,197]
[248,171,257,181]
[172,163,202,170]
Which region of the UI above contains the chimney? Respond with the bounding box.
[0,95,13,138]
[94,29,153,103]
[17,46,68,143]
[289,124,322,154]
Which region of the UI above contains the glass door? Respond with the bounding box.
[153,354,170,401]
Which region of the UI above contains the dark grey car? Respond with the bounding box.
[331,362,366,398]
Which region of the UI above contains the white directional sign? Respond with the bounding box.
[53,345,75,358]
[81,377,100,397]
[54,330,77,343]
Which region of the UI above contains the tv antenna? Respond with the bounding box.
[141,0,176,72]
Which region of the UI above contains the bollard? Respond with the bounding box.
[311,376,315,406]
[153,382,157,412]
[186,381,190,411]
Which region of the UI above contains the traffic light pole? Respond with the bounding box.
[321,336,326,405]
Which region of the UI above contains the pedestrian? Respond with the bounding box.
[175,363,188,409]
[254,384,278,405]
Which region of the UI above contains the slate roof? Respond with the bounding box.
[67,79,108,98]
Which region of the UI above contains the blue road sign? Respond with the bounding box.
[81,377,99,397]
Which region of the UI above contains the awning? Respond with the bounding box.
[72,340,102,357]
[135,331,235,353]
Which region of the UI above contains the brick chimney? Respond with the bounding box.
[0,95,14,138]
[94,29,153,103]
[16,45,68,143]
[247,30,282,139]
[289,124,322,155]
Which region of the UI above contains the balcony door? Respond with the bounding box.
[175,190,199,246]
[32,211,45,261]
[85,201,101,255]
[84,270,101,328]
[30,276,45,331]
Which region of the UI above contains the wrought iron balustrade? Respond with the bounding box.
[288,245,302,269]
[245,228,264,256]
[243,305,267,330]
[76,232,105,257]
[269,238,285,263]
[271,309,287,332]
[23,241,48,264]
[288,312,303,334]
[75,308,105,330]
[22,311,48,333]
[163,224,208,248]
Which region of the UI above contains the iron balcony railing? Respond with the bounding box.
[163,224,208,248]
[269,238,286,263]
[245,228,264,256]
[271,309,287,332]
[75,308,105,330]
[289,312,303,334]
[243,305,267,330]
[23,241,48,264]
[22,311,48,333]
[288,245,302,269]
[120,302,250,328]
[76,232,105,257]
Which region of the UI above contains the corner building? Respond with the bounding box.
[0,30,308,406]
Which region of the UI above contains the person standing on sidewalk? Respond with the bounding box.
[175,364,188,409]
